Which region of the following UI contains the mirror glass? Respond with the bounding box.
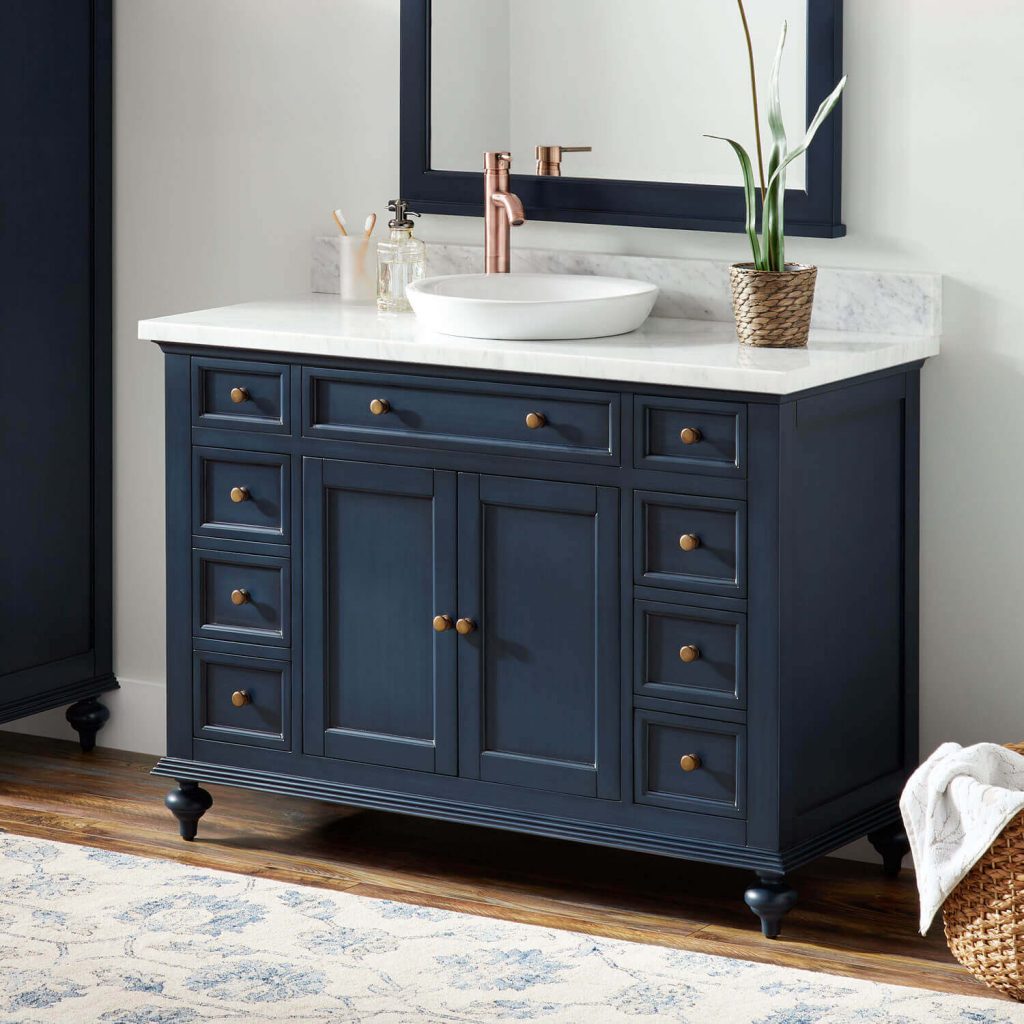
[431,0,808,189]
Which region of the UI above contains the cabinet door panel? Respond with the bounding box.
[303,459,457,773]
[458,474,619,799]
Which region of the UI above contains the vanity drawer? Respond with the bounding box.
[635,600,745,709]
[304,367,618,464]
[193,649,290,750]
[193,549,290,647]
[634,710,745,817]
[192,357,290,434]
[193,448,290,545]
[634,396,745,477]
[634,492,746,597]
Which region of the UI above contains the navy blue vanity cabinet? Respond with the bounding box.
[153,348,920,937]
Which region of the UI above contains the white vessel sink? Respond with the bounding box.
[406,273,658,341]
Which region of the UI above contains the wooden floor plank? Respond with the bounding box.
[0,732,1000,1001]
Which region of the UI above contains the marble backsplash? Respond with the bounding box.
[312,237,942,337]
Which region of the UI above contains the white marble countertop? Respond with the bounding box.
[139,295,940,396]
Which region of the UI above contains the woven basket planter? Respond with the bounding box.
[943,741,1024,1001]
[729,263,818,348]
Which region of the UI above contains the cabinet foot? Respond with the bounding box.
[165,781,213,841]
[744,873,798,938]
[65,697,110,753]
[868,821,911,878]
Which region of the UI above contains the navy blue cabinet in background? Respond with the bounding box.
[0,0,116,747]
[153,349,920,937]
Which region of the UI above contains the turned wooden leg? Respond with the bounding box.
[868,821,911,878]
[65,697,110,753]
[744,873,798,939]
[165,780,213,841]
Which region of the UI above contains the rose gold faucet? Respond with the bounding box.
[484,151,525,273]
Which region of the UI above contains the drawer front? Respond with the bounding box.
[193,448,290,545]
[634,710,745,817]
[634,396,745,477]
[635,600,746,709]
[194,650,290,749]
[304,368,618,463]
[193,549,290,647]
[193,357,289,434]
[635,492,746,597]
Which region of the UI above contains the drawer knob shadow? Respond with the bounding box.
[679,753,702,772]
[678,644,701,663]
[679,426,703,445]
[229,486,250,504]
[678,533,701,552]
[230,588,251,606]
[229,386,250,404]
[230,689,252,708]
[525,411,547,429]
[369,398,391,416]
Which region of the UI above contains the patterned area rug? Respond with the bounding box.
[1,832,1021,1024]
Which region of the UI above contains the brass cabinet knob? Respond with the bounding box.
[432,614,454,633]
[231,690,251,708]
[680,426,703,445]
[455,617,477,636]
[230,486,250,503]
[680,753,702,772]
[679,644,701,663]
[230,386,250,404]
[369,398,391,416]
[230,588,251,606]
[679,533,701,552]
[525,411,546,429]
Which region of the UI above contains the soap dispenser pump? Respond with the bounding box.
[376,199,425,313]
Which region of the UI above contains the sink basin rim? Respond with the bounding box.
[406,273,659,341]
[407,273,658,306]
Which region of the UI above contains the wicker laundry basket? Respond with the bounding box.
[943,741,1024,1001]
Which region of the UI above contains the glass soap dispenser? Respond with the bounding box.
[376,199,425,312]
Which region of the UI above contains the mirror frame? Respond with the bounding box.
[400,0,845,238]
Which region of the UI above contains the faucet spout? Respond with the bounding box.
[483,151,525,273]
[492,191,525,227]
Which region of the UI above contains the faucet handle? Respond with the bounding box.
[535,145,592,176]
[484,151,512,171]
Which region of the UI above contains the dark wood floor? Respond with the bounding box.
[0,731,997,1001]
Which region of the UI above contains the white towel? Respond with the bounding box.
[900,741,1024,934]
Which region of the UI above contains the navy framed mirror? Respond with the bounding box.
[400,0,844,237]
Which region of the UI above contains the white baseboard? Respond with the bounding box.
[0,677,166,757]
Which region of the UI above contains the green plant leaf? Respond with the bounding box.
[705,135,764,270]
[765,74,848,197]
[762,21,788,272]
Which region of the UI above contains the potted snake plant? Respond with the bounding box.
[708,3,846,347]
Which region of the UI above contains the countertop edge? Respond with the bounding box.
[137,309,941,398]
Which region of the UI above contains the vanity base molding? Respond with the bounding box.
[151,342,923,935]
[153,756,902,878]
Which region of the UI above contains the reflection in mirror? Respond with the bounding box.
[431,0,807,187]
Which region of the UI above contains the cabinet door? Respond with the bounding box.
[457,475,619,798]
[303,459,457,774]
